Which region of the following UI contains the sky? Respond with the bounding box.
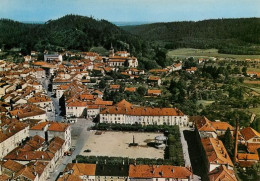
[0,0,259,23]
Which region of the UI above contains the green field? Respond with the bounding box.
[167,48,260,61]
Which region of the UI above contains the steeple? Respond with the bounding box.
[109,43,114,57]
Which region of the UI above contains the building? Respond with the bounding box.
[129,164,193,181]
[100,99,189,127]
[4,136,66,173]
[172,63,182,72]
[208,165,237,181]
[0,121,29,160]
[29,121,71,151]
[148,76,161,86]
[0,160,50,181]
[44,54,63,63]
[28,94,53,112]
[57,163,96,181]
[240,127,260,144]
[147,89,162,97]
[201,137,234,172]
[95,164,129,181]
[107,48,138,68]
[191,116,234,138]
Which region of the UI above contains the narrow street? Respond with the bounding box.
[183,130,208,181]
[40,76,63,122]
[38,76,95,180]
[180,128,201,181]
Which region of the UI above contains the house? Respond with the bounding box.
[208,165,237,181]
[171,63,182,72]
[28,94,53,112]
[30,122,71,151]
[0,121,29,159]
[124,87,137,93]
[247,71,260,78]
[129,164,193,181]
[4,136,66,173]
[186,67,197,74]
[11,106,47,121]
[201,137,234,172]
[191,116,217,138]
[81,52,99,61]
[240,127,260,144]
[148,76,161,86]
[57,163,96,181]
[65,99,87,118]
[191,116,234,138]
[110,84,121,91]
[100,99,189,127]
[0,160,50,181]
[147,89,162,96]
[237,153,259,167]
[211,121,235,136]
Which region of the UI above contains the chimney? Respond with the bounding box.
[233,120,239,163]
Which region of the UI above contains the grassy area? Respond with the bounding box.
[247,67,260,72]
[247,107,260,117]
[167,48,260,61]
[197,100,215,107]
[242,83,260,94]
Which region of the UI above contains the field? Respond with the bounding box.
[80,131,164,159]
[167,48,260,61]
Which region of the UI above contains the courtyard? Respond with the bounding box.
[80,131,165,159]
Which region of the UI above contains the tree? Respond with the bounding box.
[137,86,147,96]
[99,79,106,89]
[223,128,234,156]
[242,66,247,76]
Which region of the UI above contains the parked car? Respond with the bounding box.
[84,149,91,153]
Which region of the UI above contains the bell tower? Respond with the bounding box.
[109,43,114,57]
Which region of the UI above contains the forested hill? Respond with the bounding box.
[122,18,260,54]
[0,15,147,55]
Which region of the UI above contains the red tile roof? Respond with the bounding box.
[129,165,192,179]
[208,165,237,181]
[48,122,69,132]
[101,100,184,116]
[201,138,234,167]
[240,127,260,141]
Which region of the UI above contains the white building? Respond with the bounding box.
[100,100,189,127]
[44,54,63,63]
[0,122,29,160]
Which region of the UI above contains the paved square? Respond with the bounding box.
[80,131,164,159]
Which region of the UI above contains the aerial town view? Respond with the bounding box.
[0,0,259,180]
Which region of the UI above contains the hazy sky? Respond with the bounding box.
[0,0,259,22]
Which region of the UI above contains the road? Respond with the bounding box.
[38,76,95,180]
[40,77,63,122]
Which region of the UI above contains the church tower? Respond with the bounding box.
[109,43,114,57]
